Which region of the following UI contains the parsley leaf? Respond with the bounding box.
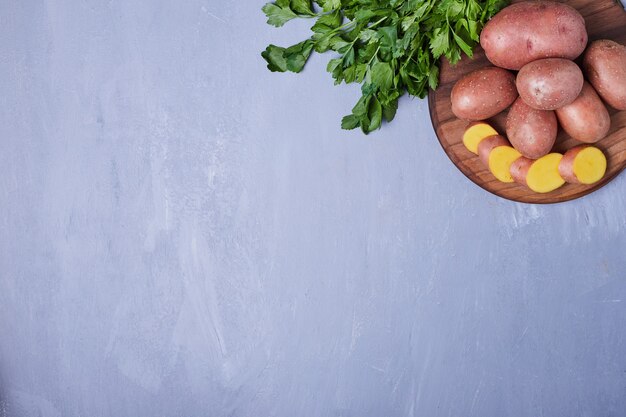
[290,0,315,16]
[262,3,298,27]
[261,45,288,72]
[429,27,449,59]
[370,62,394,91]
[262,0,509,133]
[316,0,341,12]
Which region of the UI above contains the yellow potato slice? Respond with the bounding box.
[463,123,499,154]
[573,147,607,184]
[489,146,522,183]
[526,153,565,193]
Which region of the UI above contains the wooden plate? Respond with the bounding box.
[428,0,626,204]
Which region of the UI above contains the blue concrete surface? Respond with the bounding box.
[1,1,626,416]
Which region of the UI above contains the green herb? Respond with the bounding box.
[262,0,508,134]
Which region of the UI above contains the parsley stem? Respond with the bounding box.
[368,17,387,29]
[334,19,357,32]
[367,45,381,66]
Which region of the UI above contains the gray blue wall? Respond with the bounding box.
[1,1,625,416]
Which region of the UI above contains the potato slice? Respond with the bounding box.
[489,147,522,183]
[463,122,499,154]
[558,146,607,185]
[511,153,565,193]
[477,135,521,183]
[510,157,533,186]
[527,154,565,193]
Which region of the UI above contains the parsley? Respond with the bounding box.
[262,0,508,134]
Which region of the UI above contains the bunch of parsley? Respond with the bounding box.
[262,0,508,133]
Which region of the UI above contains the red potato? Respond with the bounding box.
[583,39,626,110]
[555,82,611,143]
[558,145,607,184]
[451,67,518,121]
[516,58,584,110]
[506,98,558,159]
[477,135,522,183]
[478,135,509,166]
[480,1,587,70]
[510,153,565,193]
[510,157,533,186]
[462,122,500,154]
[558,154,579,184]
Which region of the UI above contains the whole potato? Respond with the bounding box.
[555,82,611,143]
[480,1,587,70]
[451,67,518,121]
[506,98,557,159]
[583,39,626,110]
[516,58,583,110]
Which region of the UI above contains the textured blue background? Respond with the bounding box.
[1,1,626,416]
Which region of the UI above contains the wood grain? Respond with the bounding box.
[428,0,626,204]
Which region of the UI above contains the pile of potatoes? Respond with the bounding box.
[450,0,626,193]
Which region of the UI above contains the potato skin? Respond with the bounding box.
[516,58,583,110]
[510,157,533,186]
[451,67,518,121]
[583,39,626,110]
[477,135,509,166]
[506,98,558,159]
[480,1,587,70]
[558,145,586,184]
[555,82,611,143]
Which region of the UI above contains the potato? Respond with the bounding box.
[480,1,587,70]
[510,153,565,193]
[510,157,532,186]
[555,82,611,143]
[516,58,583,110]
[583,39,626,110]
[462,122,499,154]
[451,67,518,121]
[506,98,558,159]
[477,135,521,183]
[478,135,508,166]
[558,145,607,185]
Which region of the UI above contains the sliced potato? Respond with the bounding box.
[558,146,607,185]
[463,122,499,154]
[511,153,565,193]
[477,135,521,183]
[489,147,522,183]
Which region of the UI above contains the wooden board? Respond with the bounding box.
[428,0,626,204]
